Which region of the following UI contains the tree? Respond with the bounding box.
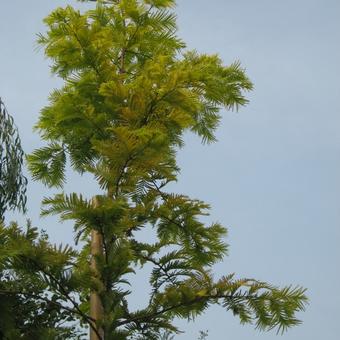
[0,221,86,339]
[0,101,74,338]
[0,98,27,220]
[25,0,307,339]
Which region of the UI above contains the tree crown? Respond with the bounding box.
[24,1,307,338]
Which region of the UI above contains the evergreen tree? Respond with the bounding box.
[25,0,307,338]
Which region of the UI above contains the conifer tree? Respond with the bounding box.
[26,0,307,338]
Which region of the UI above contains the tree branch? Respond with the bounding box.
[31,261,103,340]
[0,289,94,322]
[117,293,261,327]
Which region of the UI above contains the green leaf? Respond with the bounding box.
[27,143,66,188]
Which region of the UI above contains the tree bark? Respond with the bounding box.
[90,196,104,340]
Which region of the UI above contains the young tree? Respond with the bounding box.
[27,0,307,338]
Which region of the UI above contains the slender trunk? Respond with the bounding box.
[91,1,124,334]
[90,196,104,340]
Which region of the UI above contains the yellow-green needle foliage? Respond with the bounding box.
[27,0,307,338]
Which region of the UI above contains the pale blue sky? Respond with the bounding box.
[1,1,339,339]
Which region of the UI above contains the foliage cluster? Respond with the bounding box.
[0,99,27,219]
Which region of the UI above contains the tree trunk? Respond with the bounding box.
[90,197,104,340]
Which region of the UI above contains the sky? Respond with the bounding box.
[1,0,340,339]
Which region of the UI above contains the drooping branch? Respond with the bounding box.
[0,98,27,219]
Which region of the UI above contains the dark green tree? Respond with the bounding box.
[0,101,82,338]
[0,221,85,339]
[24,0,307,339]
[0,98,27,220]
